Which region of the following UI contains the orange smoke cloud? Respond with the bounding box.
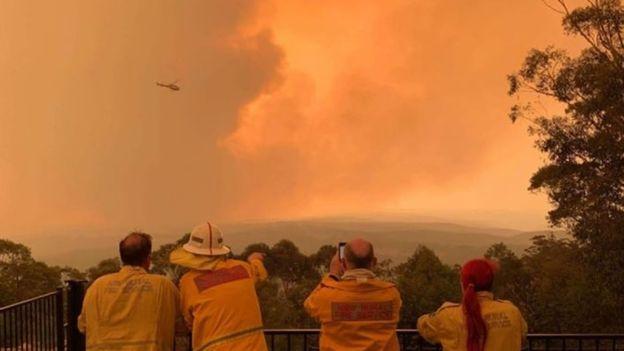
[219,0,570,220]
[0,0,578,236]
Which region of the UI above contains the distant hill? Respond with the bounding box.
[17,219,567,270]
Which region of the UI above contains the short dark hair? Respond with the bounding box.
[119,232,152,266]
[345,243,375,269]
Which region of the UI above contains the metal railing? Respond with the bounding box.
[0,288,64,351]
[2,283,624,351]
[526,334,624,351]
[263,329,439,351]
[262,330,624,351]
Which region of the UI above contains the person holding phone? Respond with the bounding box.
[304,238,402,351]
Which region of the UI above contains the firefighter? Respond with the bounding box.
[417,258,528,351]
[170,222,268,351]
[304,238,402,351]
[78,232,182,351]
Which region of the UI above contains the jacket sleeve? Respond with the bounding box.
[165,279,188,336]
[393,288,402,323]
[417,305,453,345]
[249,259,268,283]
[77,284,96,334]
[520,310,528,339]
[179,277,194,330]
[303,281,327,320]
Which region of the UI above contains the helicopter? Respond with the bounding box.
[156,80,180,91]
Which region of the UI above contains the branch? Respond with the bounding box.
[558,0,609,57]
[595,14,624,63]
[540,0,566,14]
[519,114,539,125]
[520,84,558,98]
[616,30,624,50]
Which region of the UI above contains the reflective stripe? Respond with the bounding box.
[88,339,158,350]
[196,326,264,351]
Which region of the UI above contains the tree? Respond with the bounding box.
[264,240,319,327]
[266,240,319,295]
[238,242,271,261]
[309,244,336,275]
[373,259,396,282]
[520,235,621,332]
[57,265,87,281]
[86,258,121,282]
[151,233,190,282]
[0,239,62,305]
[484,243,530,309]
[508,0,624,305]
[395,246,460,328]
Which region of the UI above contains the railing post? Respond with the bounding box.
[66,280,87,351]
[55,287,65,351]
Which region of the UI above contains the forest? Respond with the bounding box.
[1,230,622,332]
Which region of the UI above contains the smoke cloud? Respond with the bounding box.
[0,1,581,236]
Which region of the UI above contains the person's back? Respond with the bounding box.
[171,222,268,351]
[78,232,180,351]
[179,258,267,350]
[417,259,527,351]
[304,239,402,351]
[417,293,526,351]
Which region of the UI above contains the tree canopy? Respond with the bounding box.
[0,239,64,305]
[508,0,624,313]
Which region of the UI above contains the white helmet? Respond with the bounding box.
[182,222,231,256]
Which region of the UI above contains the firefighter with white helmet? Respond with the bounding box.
[170,222,268,351]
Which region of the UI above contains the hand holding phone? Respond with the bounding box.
[338,242,347,262]
[330,242,347,277]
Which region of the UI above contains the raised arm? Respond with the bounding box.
[247,252,268,283]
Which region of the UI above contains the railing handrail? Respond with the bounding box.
[0,290,60,311]
[263,329,624,338]
[527,333,624,338]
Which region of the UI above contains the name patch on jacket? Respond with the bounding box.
[194,266,250,292]
[484,312,512,329]
[104,279,153,294]
[331,301,394,321]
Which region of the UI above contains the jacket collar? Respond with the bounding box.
[169,247,225,270]
[341,268,376,282]
[120,265,147,274]
[477,291,494,300]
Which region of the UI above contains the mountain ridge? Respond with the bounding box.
[7,219,565,269]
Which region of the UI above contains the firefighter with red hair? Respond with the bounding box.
[417,258,527,351]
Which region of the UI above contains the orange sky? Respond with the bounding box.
[0,1,586,237]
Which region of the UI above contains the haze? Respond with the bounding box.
[0,1,584,240]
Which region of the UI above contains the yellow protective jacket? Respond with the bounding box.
[178,258,268,351]
[78,266,180,351]
[304,270,402,351]
[417,292,528,351]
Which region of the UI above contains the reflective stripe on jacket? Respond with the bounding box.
[304,270,402,351]
[179,258,268,351]
[417,291,528,351]
[78,266,180,351]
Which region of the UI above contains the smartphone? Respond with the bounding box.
[338,242,347,261]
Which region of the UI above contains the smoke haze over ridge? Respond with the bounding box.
[0,1,585,237]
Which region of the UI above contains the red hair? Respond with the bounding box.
[461,259,496,351]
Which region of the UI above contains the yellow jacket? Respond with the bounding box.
[78,266,180,351]
[304,269,402,351]
[417,292,527,351]
[178,258,268,351]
